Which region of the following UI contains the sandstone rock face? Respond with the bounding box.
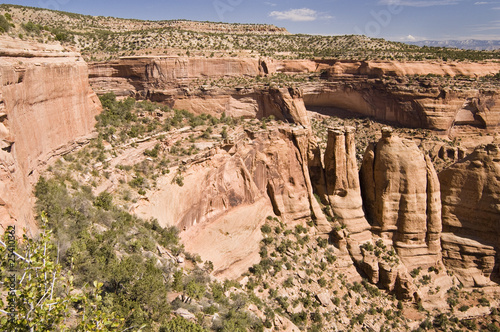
[258,87,311,128]
[321,60,500,78]
[323,127,370,237]
[315,126,422,299]
[134,127,326,278]
[89,57,500,132]
[302,81,500,133]
[439,144,500,286]
[360,128,442,268]
[89,57,264,97]
[358,60,500,78]
[0,36,101,232]
[89,58,500,98]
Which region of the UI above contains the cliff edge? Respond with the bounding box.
[0,36,101,232]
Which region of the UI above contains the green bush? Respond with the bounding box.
[0,15,10,32]
[160,316,206,332]
[22,21,42,34]
[0,214,123,331]
[260,224,272,234]
[94,191,113,210]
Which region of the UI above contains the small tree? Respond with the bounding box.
[0,213,123,331]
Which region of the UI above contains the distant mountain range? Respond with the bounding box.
[408,40,500,51]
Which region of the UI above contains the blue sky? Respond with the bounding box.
[6,0,500,41]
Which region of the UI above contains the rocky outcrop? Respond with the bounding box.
[89,57,264,97]
[89,58,500,98]
[258,87,311,128]
[316,126,422,300]
[134,127,327,278]
[360,128,442,268]
[0,37,101,232]
[89,57,500,132]
[324,60,500,78]
[439,144,500,286]
[323,127,370,239]
[302,80,500,133]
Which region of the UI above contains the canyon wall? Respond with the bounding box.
[133,127,326,278]
[88,57,500,133]
[0,37,101,232]
[439,144,500,286]
[303,80,500,132]
[2,40,499,287]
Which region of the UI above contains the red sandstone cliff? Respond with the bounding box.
[439,144,500,286]
[0,37,101,232]
[88,57,500,133]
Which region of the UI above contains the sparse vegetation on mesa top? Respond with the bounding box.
[1,4,499,62]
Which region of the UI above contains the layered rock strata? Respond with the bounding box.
[0,37,101,231]
[303,81,500,133]
[360,128,442,268]
[89,57,500,133]
[439,144,500,286]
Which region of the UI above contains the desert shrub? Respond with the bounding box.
[94,191,113,210]
[160,317,206,332]
[0,15,10,32]
[479,297,491,307]
[260,224,272,234]
[0,214,123,330]
[97,93,136,130]
[144,143,161,158]
[22,21,42,34]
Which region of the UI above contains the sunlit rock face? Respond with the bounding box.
[439,144,500,286]
[0,36,101,232]
[360,128,442,269]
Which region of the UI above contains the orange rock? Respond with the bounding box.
[439,144,500,286]
[0,36,101,232]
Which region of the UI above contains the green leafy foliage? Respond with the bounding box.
[0,214,123,331]
[34,175,177,329]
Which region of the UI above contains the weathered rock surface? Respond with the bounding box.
[439,144,500,286]
[134,127,326,278]
[0,36,101,232]
[360,128,442,268]
[89,57,500,132]
[313,126,423,300]
[303,81,500,133]
[335,60,500,78]
[323,126,371,238]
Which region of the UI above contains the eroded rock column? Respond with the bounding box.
[360,128,442,268]
[324,127,371,240]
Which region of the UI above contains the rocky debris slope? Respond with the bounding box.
[439,144,500,287]
[0,36,101,231]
